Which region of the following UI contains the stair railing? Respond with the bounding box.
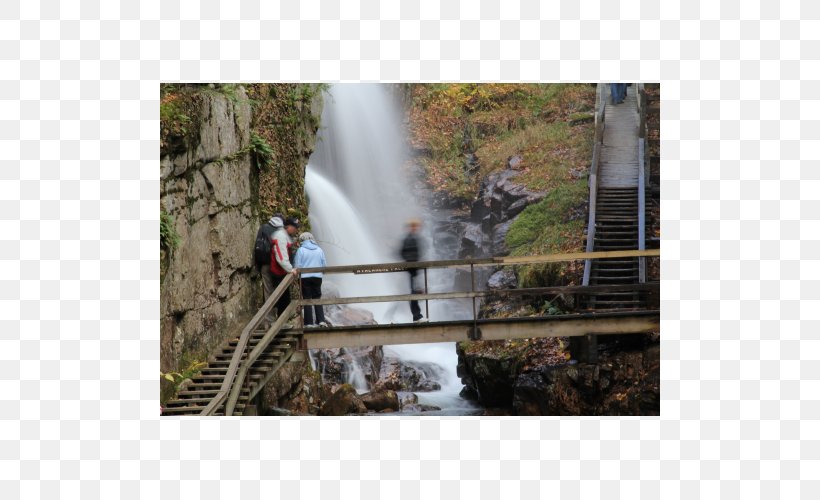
[200,273,295,416]
[582,82,607,289]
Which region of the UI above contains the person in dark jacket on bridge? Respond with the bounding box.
[400,218,427,323]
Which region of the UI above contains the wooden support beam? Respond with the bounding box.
[301,312,659,349]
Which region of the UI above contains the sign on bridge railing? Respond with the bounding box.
[353,266,407,274]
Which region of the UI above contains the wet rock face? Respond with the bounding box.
[450,168,546,265]
[312,346,384,388]
[160,88,256,378]
[259,357,327,415]
[474,168,545,225]
[376,357,444,392]
[456,343,523,407]
[512,344,660,416]
[459,223,487,258]
[456,341,660,415]
[319,384,367,416]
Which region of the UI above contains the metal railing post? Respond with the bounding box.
[424,267,429,320]
[470,263,478,340]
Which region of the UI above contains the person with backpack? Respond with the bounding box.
[253,215,300,327]
[293,232,328,328]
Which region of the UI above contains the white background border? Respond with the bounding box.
[1,1,816,499]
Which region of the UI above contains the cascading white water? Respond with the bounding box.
[305,83,477,413]
[305,167,407,324]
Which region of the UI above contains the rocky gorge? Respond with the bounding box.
[160,83,659,416]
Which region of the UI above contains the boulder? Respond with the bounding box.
[460,223,485,258]
[321,283,377,327]
[324,306,376,327]
[361,390,401,412]
[481,168,546,227]
[398,392,419,408]
[401,404,442,413]
[376,356,445,392]
[456,343,524,408]
[508,155,523,169]
[318,384,367,416]
[487,268,517,290]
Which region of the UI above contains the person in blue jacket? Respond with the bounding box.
[294,232,328,327]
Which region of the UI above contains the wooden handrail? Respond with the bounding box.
[200,272,295,416]
[298,248,659,275]
[637,83,648,284]
[638,139,647,283]
[298,282,660,307]
[226,300,298,415]
[582,82,607,287]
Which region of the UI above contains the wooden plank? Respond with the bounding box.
[480,314,658,341]
[302,312,659,349]
[303,324,472,349]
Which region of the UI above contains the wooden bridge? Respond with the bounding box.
[161,83,658,416]
[162,249,658,416]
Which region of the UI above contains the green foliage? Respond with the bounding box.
[160,84,205,155]
[506,180,587,251]
[160,210,181,251]
[541,296,565,315]
[506,180,589,288]
[409,84,596,202]
[160,99,192,141]
[212,83,241,103]
[161,360,207,395]
[250,131,274,170]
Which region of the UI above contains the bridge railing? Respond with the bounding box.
[582,82,608,290]
[295,248,659,337]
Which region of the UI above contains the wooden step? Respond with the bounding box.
[181,383,225,390]
[201,368,228,374]
[178,388,250,397]
[162,406,206,415]
[192,374,232,380]
[166,397,216,406]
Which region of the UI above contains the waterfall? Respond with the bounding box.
[304,83,475,412]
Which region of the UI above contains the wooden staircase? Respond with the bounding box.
[588,187,644,310]
[162,274,301,416]
[161,328,300,416]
